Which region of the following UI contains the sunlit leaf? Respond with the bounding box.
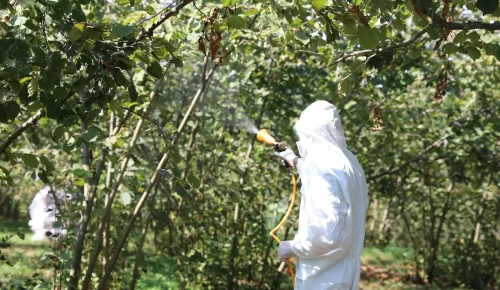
[69,23,85,41]
[227,16,247,29]
[223,0,237,7]
[358,27,379,49]
[312,0,328,10]
[111,23,135,38]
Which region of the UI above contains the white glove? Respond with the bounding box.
[278,240,295,261]
[274,148,298,168]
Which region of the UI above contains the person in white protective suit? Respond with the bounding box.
[28,185,75,240]
[275,100,369,290]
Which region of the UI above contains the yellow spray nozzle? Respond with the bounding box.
[257,129,288,153]
[256,129,277,145]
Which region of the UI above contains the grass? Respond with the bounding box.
[0,221,54,287]
[0,221,178,289]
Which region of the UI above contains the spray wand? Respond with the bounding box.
[256,129,297,285]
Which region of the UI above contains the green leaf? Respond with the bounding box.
[4,101,20,122]
[468,32,481,43]
[39,156,56,172]
[442,43,458,54]
[133,50,150,64]
[111,24,135,38]
[124,11,147,25]
[114,69,131,86]
[172,57,183,67]
[39,71,59,92]
[24,19,39,31]
[49,51,65,70]
[8,80,21,93]
[81,126,101,142]
[128,84,138,101]
[145,5,156,15]
[18,0,34,7]
[52,86,68,101]
[173,183,189,199]
[339,78,354,96]
[475,0,499,15]
[22,154,39,168]
[466,46,481,60]
[483,43,499,56]
[16,232,25,240]
[52,126,65,142]
[312,0,328,10]
[73,168,91,178]
[28,77,39,96]
[72,7,86,22]
[69,23,85,41]
[244,8,259,16]
[358,27,379,49]
[454,31,467,44]
[222,0,237,7]
[227,15,247,29]
[0,48,7,63]
[227,188,241,202]
[31,45,46,64]
[187,172,201,188]
[343,19,358,35]
[295,31,310,45]
[146,61,163,78]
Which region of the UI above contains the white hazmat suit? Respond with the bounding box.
[277,100,369,290]
[28,186,74,240]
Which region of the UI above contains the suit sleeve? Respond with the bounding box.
[290,171,349,259]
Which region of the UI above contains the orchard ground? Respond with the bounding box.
[1,222,470,290]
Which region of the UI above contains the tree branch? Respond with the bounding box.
[0,109,44,155]
[329,17,500,67]
[371,133,449,180]
[133,0,194,44]
[329,24,433,67]
[434,17,500,31]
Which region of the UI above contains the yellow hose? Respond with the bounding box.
[270,174,297,286]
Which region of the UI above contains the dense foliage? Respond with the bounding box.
[0,0,499,289]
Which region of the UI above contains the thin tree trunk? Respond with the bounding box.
[181,122,199,180]
[378,197,392,233]
[102,112,115,287]
[69,148,108,289]
[129,215,152,290]
[369,197,378,232]
[473,197,488,244]
[427,182,453,284]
